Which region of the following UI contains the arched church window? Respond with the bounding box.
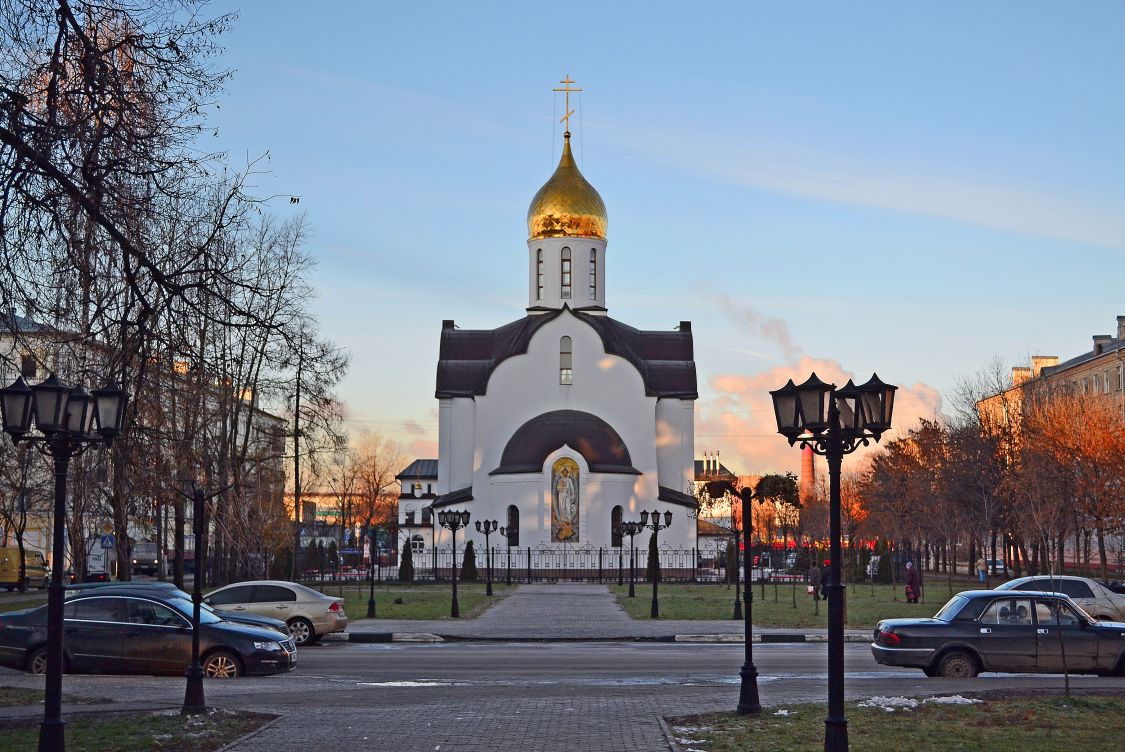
[560,247,572,299]
[536,249,544,300]
[560,336,573,385]
[506,505,520,547]
[589,248,597,299]
[611,505,623,547]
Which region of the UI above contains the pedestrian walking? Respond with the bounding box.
[975,557,987,583]
[808,561,822,600]
[820,559,830,600]
[904,561,921,604]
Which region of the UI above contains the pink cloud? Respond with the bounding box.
[697,356,942,477]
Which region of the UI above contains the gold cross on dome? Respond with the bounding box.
[553,75,582,133]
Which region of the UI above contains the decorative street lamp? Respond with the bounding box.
[499,525,513,585]
[181,479,221,715]
[0,374,128,752]
[620,520,643,597]
[474,519,498,596]
[367,520,378,618]
[770,373,896,752]
[437,509,471,617]
[636,509,673,618]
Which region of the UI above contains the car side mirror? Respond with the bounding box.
[202,597,211,606]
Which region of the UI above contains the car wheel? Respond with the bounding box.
[27,647,48,675]
[202,651,241,678]
[287,617,315,646]
[938,650,978,679]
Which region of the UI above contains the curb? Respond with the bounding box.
[338,631,870,644]
[214,713,285,752]
[657,714,683,752]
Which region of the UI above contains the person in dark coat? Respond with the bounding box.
[904,561,921,604]
[820,559,830,600]
[808,562,822,600]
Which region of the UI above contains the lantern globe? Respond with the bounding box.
[663,510,673,526]
[0,376,34,437]
[30,373,71,433]
[859,374,897,433]
[460,510,471,527]
[639,510,650,526]
[438,510,448,526]
[65,386,96,436]
[768,379,801,437]
[474,520,482,532]
[833,379,863,434]
[794,373,834,433]
[91,382,129,440]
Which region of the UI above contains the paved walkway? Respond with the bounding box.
[344,583,871,642]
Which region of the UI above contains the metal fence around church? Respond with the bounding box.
[358,546,741,584]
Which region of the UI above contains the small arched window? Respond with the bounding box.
[560,247,572,299]
[506,505,520,547]
[560,336,573,385]
[611,505,623,547]
[589,248,597,299]
[536,249,544,300]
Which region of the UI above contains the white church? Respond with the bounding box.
[397,112,699,568]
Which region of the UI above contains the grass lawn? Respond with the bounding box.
[668,694,1124,752]
[0,709,273,751]
[611,580,976,627]
[0,687,106,707]
[0,597,46,614]
[302,580,513,620]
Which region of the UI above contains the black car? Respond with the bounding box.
[64,582,289,634]
[871,589,1125,678]
[0,591,296,677]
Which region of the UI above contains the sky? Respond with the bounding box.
[204,1,1125,475]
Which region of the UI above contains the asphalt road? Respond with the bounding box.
[3,640,1122,751]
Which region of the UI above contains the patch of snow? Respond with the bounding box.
[857,696,919,712]
[774,709,793,717]
[923,695,982,705]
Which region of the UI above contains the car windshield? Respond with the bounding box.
[166,596,221,624]
[933,595,968,621]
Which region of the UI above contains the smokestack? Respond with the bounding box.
[801,445,815,502]
[716,450,720,475]
[1117,315,1125,341]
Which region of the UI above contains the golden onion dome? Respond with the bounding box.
[527,132,607,240]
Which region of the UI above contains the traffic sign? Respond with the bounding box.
[99,534,115,550]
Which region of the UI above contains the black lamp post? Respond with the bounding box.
[621,521,642,597]
[438,509,470,617]
[0,374,128,752]
[181,481,210,715]
[367,520,378,618]
[770,373,896,752]
[474,519,498,596]
[499,525,513,585]
[636,509,673,618]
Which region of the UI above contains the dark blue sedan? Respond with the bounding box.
[872,589,1125,678]
[0,591,296,677]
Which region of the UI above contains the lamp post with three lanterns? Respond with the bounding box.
[635,509,673,618]
[437,509,470,617]
[0,374,129,752]
[474,519,498,596]
[769,373,896,752]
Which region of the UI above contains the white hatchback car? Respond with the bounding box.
[996,575,1125,622]
[205,580,348,646]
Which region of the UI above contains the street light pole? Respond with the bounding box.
[635,509,673,618]
[438,509,470,617]
[182,484,208,715]
[1,375,129,752]
[474,519,498,596]
[771,373,896,752]
[736,487,760,714]
[621,522,641,597]
[367,520,377,618]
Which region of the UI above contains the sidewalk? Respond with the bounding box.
[337,583,872,644]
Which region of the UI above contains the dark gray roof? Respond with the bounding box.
[693,460,736,479]
[491,409,640,475]
[1041,338,1125,377]
[0,312,52,334]
[431,486,473,509]
[396,459,439,481]
[436,309,696,399]
[658,486,698,509]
